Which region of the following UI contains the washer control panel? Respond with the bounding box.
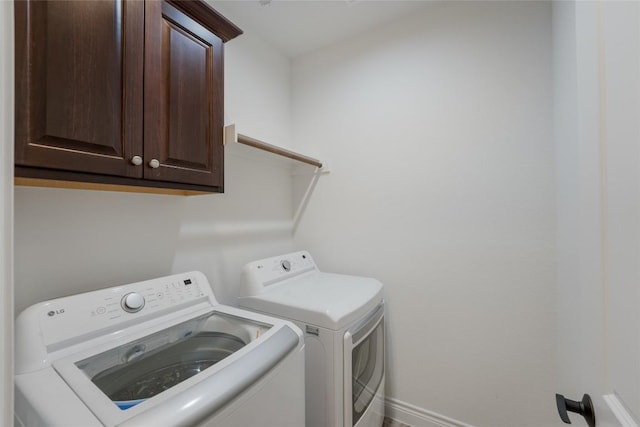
[34,272,214,349]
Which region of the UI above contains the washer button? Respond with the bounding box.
[121,292,145,313]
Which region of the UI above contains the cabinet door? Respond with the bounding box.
[144,0,224,188]
[15,0,144,178]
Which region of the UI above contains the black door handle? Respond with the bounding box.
[556,393,596,427]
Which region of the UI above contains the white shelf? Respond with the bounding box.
[224,124,326,171]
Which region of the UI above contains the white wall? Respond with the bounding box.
[291,2,558,426]
[1,2,14,425]
[14,29,295,312]
[221,25,292,149]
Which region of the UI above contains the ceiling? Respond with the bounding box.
[210,0,434,57]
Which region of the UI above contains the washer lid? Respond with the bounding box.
[51,305,302,427]
[238,271,384,330]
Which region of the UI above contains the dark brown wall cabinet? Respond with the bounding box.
[15,0,242,193]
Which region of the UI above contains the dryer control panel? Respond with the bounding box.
[239,250,317,295]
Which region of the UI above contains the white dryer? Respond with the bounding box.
[14,271,305,427]
[238,251,385,427]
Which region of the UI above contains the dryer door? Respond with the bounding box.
[343,303,385,427]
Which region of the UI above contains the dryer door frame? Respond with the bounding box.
[343,302,385,427]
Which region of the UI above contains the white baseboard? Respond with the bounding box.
[604,394,639,427]
[384,397,476,427]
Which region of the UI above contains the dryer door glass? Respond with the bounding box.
[74,311,271,410]
[351,317,384,425]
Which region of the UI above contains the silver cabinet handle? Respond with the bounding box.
[148,159,160,169]
[131,156,143,166]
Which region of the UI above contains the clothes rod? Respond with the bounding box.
[236,134,323,168]
[225,124,323,169]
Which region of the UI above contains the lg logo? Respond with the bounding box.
[47,309,65,317]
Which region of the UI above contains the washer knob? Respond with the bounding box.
[122,292,145,313]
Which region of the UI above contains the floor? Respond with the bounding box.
[383,417,411,427]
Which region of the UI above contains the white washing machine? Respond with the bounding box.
[14,271,305,427]
[238,251,385,427]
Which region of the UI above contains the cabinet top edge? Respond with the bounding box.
[166,0,243,42]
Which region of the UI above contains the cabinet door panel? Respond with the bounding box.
[15,0,144,177]
[166,22,209,170]
[144,0,224,187]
